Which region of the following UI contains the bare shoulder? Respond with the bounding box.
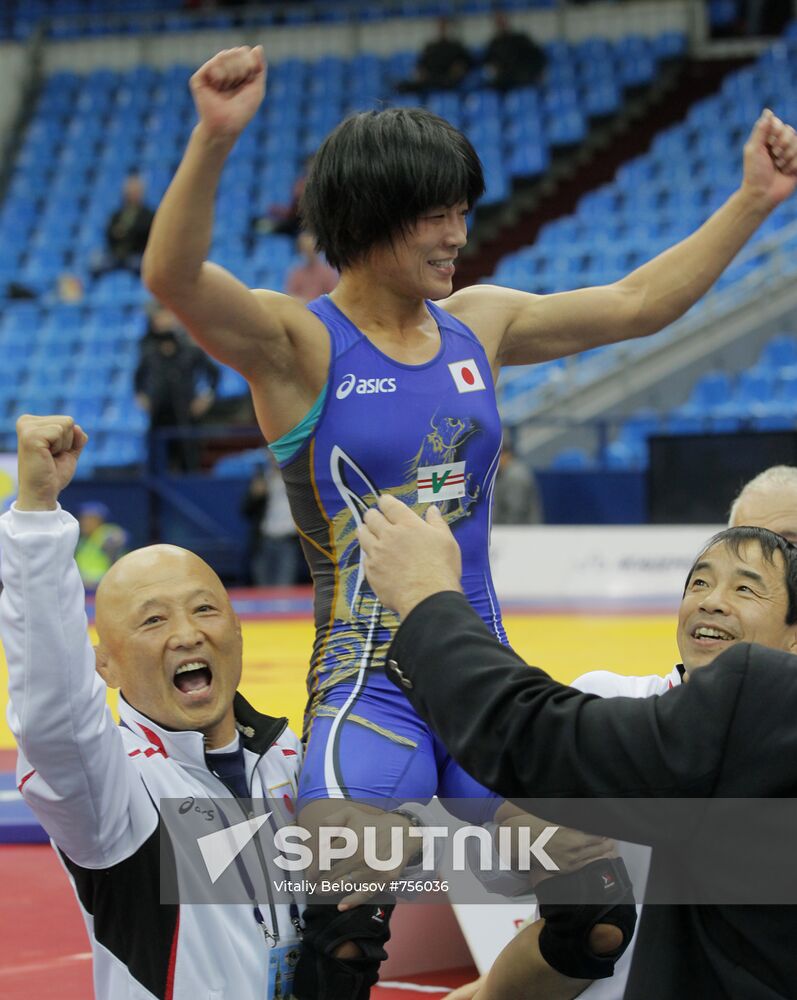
[251,287,331,374]
[442,283,543,327]
[440,284,544,363]
[241,290,333,441]
[251,288,329,346]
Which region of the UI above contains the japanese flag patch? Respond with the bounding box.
[448,358,486,393]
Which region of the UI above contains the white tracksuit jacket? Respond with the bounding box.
[1,505,303,1000]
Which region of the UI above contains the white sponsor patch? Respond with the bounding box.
[448,359,486,393]
[417,461,466,502]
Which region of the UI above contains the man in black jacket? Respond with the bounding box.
[397,17,474,93]
[134,307,219,471]
[359,494,797,999]
[483,12,547,92]
[91,173,154,277]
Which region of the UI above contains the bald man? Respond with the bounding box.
[1,415,303,1000]
[729,465,797,541]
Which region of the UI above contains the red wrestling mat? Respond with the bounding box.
[0,845,92,999]
[0,843,474,999]
[375,968,478,996]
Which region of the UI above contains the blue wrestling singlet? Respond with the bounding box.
[274,295,506,818]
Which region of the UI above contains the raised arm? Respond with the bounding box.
[450,110,797,367]
[1,416,155,866]
[142,47,328,440]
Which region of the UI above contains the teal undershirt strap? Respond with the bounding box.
[268,385,328,465]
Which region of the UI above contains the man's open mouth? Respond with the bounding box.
[691,626,735,641]
[173,661,213,695]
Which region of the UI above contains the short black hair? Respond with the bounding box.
[684,525,797,624]
[299,107,485,271]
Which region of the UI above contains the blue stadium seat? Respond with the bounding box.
[549,447,594,470]
[212,448,267,478]
[750,409,794,430]
[707,414,743,433]
[617,410,662,445]
[777,371,797,403]
[88,271,148,307]
[0,299,41,332]
[709,0,738,29]
[507,139,549,178]
[0,363,28,394]
[25,363,74,391]
[735,370,776,405]
[682,371,734,411]
[759,335,797,369]
[14,388,65,417]
[653,31,687,60]
[481,168,510,205]
[94,431,147,467]
[663,412,705,434]
[215,367,249,400]
[616,50,656,87]
[546,109,587,147]
[605,438,647,469]
[7,27,774,456]
[582,79,621,117]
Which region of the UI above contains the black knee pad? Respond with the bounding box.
[293,901,395,1000]
[536,857,637,980]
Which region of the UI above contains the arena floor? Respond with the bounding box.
[0,601,678,998]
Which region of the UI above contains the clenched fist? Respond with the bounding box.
[743,108,797,210]
[189,45,267,140]
[15,414,88,512]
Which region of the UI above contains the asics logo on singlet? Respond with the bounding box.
[335,373,398,399]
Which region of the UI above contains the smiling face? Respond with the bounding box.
[366,203,469,300]
[95,545,242,748]
[676,539,797,674]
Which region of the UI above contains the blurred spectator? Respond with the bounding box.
[134,306,220,472]
[54,272,84,303]
[492,438,543,524]
[91,173,154,278]
[75,502,128,589]
[241,461,269,583]
[483,12,547,92]
[242,464,302,586]
[5,271,84,304]
[286,231,338,303]
[254,156,312,237]
[138,300,182,356]
[398,17,474,93]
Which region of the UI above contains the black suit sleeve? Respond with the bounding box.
[386,592,753,842]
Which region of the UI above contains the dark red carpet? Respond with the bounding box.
[0,843,476,998]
